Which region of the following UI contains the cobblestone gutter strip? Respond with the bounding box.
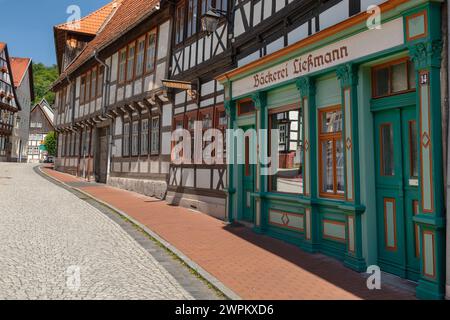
[37,166,241,301]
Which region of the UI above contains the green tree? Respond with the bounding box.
[44,131,57,157]
[33,63,58,105]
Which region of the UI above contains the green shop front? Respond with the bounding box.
[218,0,445,299]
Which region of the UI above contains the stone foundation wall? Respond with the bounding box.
[166,191,226,220]
[108,176,167,200]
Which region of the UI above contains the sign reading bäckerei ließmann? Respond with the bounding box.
[231,18,404,98]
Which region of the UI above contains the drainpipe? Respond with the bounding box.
[65,74,75,127]
[94,50,113,183]
[65,74,78,174]
[93,50,110,116]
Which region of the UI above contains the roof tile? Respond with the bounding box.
[55,1,122,35]
[54,0,160,86]
[10,57,31,87]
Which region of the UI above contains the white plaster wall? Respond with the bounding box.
[157,20,170,59]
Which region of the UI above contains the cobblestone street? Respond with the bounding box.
[0,163,210,300]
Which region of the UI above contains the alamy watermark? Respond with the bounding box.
[367,5,382,30]
[66,265,81,291]
[171,124,280,176]
[66,5,81,30]
[366,265,382,290]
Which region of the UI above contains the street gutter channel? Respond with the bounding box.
[34,165,227,300]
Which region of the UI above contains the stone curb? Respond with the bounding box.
[38,165,242,301]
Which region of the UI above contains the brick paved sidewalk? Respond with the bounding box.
[41,166,417,300]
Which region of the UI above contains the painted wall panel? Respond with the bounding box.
[162,104,172,127]
[266,37,284,55]
[316,76,341,108]
[323,220,346,241]
[161,132,172,155]
[320,0,349,31]
[110,53,118,82]
[234,10,245,37]
[253,1,262,27]
[288,23,308,46]
[262,0,273,21]
[155,62,166,88]
[197,169,210,189]
[183,168,195,187]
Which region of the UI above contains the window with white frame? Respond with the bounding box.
[136,37,146,76]
[75,132,80,156]
[131,121,139,156]
[118,48,127,84]
[123,123,130,157]
[146,30,157,72]
[141,119,149,155]
[151,116,160,155]
[126,43,135,81]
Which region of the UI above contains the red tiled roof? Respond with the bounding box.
[10,57,31,87]
[54,0,160,87]
[54,1,123,71]
[55,1,122,35]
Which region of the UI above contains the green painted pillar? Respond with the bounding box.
[251,91,267,233]
[296,77,319,253]
[225,98,236,224]
[404,2,445,299]
[336,63,366,272]
[409,40,445,299]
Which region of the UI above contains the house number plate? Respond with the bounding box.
[420,72,429,85]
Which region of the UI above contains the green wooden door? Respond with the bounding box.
[241,125,256,223]
[374,106,420,280]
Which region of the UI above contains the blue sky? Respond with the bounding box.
[0,0,110,66]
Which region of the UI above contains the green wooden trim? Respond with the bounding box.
[221,0,428,84]
[370,92,416,112]
[223,0,445,298]
[407,2,445,299]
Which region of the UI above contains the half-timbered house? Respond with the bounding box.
[164,0,390,220]
[0,42,21,162]
[218,0,446,299]
[52,0,173,197]
[27,99,55,163]
[50,0,448,299]
[10,57,34,162]
[165,0,233,219]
